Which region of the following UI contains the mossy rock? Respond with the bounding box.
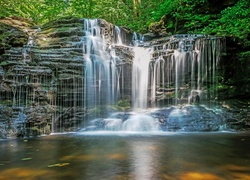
[148,16,166,34]
[0,61,9,66]
[42,16,83,30]
[36,17,84,47]
[0,23,28,55]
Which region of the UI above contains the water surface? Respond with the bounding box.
[1,132,250,180]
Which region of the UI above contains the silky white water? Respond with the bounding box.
[132,47,152,109]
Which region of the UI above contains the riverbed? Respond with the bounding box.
[0,132,250,180]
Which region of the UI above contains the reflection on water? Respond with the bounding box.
[130,140,158,179]
[0,132,250,180]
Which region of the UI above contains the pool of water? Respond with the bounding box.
[0,132,250,180]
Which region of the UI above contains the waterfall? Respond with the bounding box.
[173,49,189,104]
[130,34,223,109]
[147,35,224,106]
[0,18,228,137]
[82,34,224,132]
[122,114,159,131]
[132,47,152,109]
[115,26,123,45]
[83,19,120,113]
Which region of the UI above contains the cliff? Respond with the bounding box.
[0,16,249,138]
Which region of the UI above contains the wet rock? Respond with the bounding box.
[150,105,227,132]
[0,16,249,138]
[0,16,135,138]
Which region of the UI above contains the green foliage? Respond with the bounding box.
[0,0,162,33]
[239,51,250,59]
[202,0,250,41]
[113,99,131,111]
[0,0,249,37]
[151,0,208,33]
[0,0,44,23]
[151,0,175,21]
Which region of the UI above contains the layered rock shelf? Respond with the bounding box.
[0,17,249,138]
[0,17,136,138]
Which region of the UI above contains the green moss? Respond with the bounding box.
[0,61,8,66]
[1,100,13,106]
[113,99,131,111]
[42,17,82,30]
[0,22,28,53]
[28,127,42,135]
[43,125,51,135]
[167,92,175,98]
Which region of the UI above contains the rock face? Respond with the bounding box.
[158,0,250,100]
[82,105,228,132]
[0,17,249,138]
[0,17,31,54]
[0,17,134,138]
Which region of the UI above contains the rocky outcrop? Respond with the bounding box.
[0,17,134,138]
[0,16,249,138]
[0,17,33,55]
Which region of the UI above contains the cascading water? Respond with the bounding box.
[115,26,123,45]
[122,114,159,131]
[0,18,228,138]
[83,19,121,115]
[148,35,224,106]
[132,47,152,109]
[83,32,225,132]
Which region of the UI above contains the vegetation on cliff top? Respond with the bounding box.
[0,0,249,40]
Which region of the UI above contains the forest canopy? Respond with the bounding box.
[0,0,249,40]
